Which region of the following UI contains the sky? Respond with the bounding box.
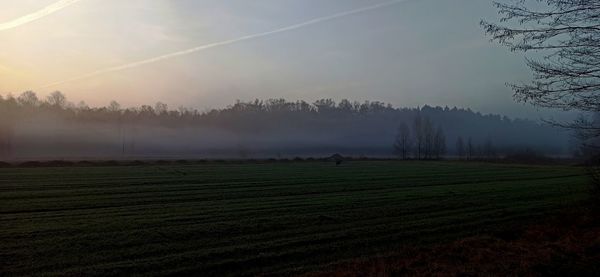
[0,0,568,120]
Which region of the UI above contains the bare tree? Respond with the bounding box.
[423,117,435,159]
[393,122,412,159]
[482,0,600,145]
[77,101,90,111]
[484,136,496,159]
[108,101,121,113]
[467,137,474,160]
[573,113,600,152]
[0,120,12,160]
[46,91,67,108]
[18,91,39,107]
[155,102,169,115]
[456,136,466,160]
[413,114,424,160]
[0,95,14,159]
[433,126,447,159]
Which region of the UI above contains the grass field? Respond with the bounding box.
[0,161,590,276]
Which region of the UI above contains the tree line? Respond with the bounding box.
[393,115,446,160]
[0,91,568,160]
[393,115,499,160]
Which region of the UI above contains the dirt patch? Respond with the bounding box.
[307,208,600,277]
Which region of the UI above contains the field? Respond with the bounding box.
[0,161,590,276]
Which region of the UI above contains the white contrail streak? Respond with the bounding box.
[0,0,84,31]
[41,0,409,89]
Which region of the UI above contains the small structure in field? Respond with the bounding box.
[329,154,344,166]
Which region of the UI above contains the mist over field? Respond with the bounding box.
[0,95,569,160]
[2,1,600,276]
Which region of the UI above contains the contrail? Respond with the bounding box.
[41,0,409,89]
[0,0,84,31]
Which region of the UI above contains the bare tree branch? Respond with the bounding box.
[483,0,600,147]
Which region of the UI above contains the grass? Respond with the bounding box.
[307,207,600,277]
[0,161,590,276]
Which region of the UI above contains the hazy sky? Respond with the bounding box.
[0,0,565,119]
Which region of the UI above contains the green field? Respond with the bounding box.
[0,161,589,276]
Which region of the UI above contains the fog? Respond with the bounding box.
[0,95,570,161]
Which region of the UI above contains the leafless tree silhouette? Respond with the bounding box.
[413,114,424,160]
[456,136,466,160]
[467,137,474,160]
[482,0,600,144]
[394,122,412,159]
[433,126,447,159]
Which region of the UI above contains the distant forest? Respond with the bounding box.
[0,91,571,160]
